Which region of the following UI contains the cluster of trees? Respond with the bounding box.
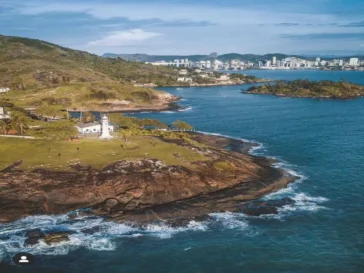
[109,113,168,130]
[30,120,78,140]
[0,111,32,135]
[247,80,364,98]
[35,103,64,118]
[108,114,193,131]
[230,74,258,83]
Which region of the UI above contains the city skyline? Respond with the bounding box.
[1,0,364,55]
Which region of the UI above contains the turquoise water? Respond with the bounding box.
[1,70,364,272]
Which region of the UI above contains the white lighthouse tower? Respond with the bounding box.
[99,114,113,139]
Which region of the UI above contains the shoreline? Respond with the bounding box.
[67,101,183,114]
[158,79,274,88]
[0,132,297,224]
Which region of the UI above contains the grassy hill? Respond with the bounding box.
[0,35,181,111]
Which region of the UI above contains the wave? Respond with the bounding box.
[196,131,329,218]
[178,106,193,112]
[196,131,263,154]
[0,215,210,257]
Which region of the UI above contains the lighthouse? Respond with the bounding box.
[99,114,113,139]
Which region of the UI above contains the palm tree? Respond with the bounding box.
[10,112,31,135]
[0,120,8,135]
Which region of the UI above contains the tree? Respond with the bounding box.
[109,113,140,129]
[35,103,63,118]
[30,120,78,140]
[171,120,193,130]
[81,112,96,123]
[10,111,32,135]
[137,118,168,129]
[0,120,9,135]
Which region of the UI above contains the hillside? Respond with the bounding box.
[245,80,364,99]
[0,35,181,111]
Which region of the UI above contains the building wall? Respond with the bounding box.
[76,125,114,134]
[76,125,101,134]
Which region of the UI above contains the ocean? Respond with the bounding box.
[1,70,364,272]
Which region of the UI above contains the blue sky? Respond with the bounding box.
[1,0,364,55]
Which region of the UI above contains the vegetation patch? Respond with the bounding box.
[213,161,236,171]
[246,80,364,99]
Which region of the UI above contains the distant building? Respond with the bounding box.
[349,58,359,66]
[177,77,193,82]
[76,118,114,135]
[272,56,277,65]
[178,69,188,75]
[217,75,230,81]
[0,88,10,93]
[0,107,10,120]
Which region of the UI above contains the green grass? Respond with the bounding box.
[0,136,207,171]
[0,82,168,110]
[213,161,235,171]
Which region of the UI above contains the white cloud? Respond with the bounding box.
[88,29,162,47]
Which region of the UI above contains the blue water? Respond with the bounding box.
[1,70,364,272]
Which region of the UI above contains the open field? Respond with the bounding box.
[0,136,207,171]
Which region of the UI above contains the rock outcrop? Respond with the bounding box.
[0,135,296,224]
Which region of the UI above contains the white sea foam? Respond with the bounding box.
[209,212,249,230]
[0,216,209,256]
[178,106,193,112]
[196,131,262,152]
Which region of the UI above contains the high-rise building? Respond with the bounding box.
[349,58,359,66]
[272,56,277,65]
[258,61,263,68]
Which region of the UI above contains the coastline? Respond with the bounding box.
[0,132,297,224]
[158,79,274,88]
[67,101,183,114]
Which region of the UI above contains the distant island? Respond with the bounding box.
[244,80,364,99]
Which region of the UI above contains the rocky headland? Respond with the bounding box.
[244,79,364,99]
[0,134,296,225]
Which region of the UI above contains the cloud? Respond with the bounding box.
[339,21,364,27]
[282,32,364,40]
[275,23,300,26]
[88,29,162,47]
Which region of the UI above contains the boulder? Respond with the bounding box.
[43,232,71,245]
[24,228,45,246]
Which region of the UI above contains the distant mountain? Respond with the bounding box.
[103,53,211,62]
[104,52,364,62]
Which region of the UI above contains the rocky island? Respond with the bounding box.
[244,79,364,99]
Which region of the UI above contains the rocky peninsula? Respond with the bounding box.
[0,133,296,224]
[244,79,364,99]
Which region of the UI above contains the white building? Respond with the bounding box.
[178,69,188,75]
[349,58,359,66]
[0,107,10,120]
[272,56,277,65]
[0,88,10,93]
[177,77,193,82]
[76,119,114,135]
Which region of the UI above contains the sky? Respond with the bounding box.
[1,0,364,56]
